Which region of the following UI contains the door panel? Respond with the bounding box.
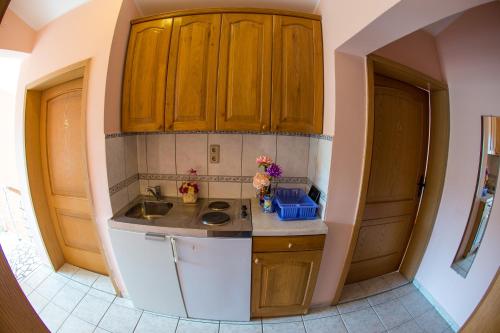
[122,19,172,132]
[217,14,272,131]
[271,16,323,134]
[251,250,322,317]
[347,75,429,283]
[166,14,220,131]
[40,79,107,274]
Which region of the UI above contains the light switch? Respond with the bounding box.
[209,144,220,163]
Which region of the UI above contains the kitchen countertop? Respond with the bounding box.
[250,198,328,236]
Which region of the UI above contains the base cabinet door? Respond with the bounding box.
[251,250,322,317]
[109,229,186,317]
[122,19,172,132]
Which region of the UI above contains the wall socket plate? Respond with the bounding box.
[209,144,220,163]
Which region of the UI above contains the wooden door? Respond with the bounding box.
[347,75,429,283]
[251,250,322,317]
[216,14,272,131]
[40,79,107,274]
[165,14,220,131]
[271,16,323,134]
[122,19,172,132]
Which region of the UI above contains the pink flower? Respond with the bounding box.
[253,172,270,190]
[256,155,273,167]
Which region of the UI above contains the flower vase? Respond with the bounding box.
[257,186,271,206]
[182,192,198,203]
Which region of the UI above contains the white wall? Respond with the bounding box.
[415,2,500,328]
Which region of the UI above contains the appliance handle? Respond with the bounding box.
[170,237,179,263]
[145,232,166,241]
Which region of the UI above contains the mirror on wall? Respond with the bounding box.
[452,116,499,277]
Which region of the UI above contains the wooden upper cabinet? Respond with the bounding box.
[165,14,221,131]
[216,14,272,131]
[122,19,172,132]
[271,16,323,134]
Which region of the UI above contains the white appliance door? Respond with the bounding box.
[109,229,187,317]
[175,236,251,321]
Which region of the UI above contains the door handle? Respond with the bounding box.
[417,175,426,197]
[170,237,179,263]
[145,233,166,241]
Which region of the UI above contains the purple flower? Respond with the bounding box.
[266,163,282,178]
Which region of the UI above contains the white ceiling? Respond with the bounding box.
[8,0,89,30]
[133,0,320,16]
[423,12,463,36]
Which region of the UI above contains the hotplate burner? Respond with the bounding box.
[201,212,230,225]
[208,201,230,211]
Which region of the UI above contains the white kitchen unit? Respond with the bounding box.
[174,236,252,321]
[109,228,187,316]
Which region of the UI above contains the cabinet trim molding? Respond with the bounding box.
[132,8,321,24]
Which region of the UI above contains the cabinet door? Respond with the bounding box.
[122,19,172,132]
[251,250,322,317]
[165,14,221,131]
[109,229,186,317]
[272,16,323,134]
[217,14,272,131]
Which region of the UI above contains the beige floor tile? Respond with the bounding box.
[388,320,424,333]
[72,293,112,325]
[57,263,79,278]
[98,303,143,333]
[176,319,219,333]
[262,315,303,323]
[263,321,306,333]
[27,290,49,313]
[92,275,116,295]
[414,309,451,333]
[381,272,408,289]
[220,323,262,333]
[359,276,390,295]
[341,307,385,333]
[71,268,100,286]
[52,283,86,312]
[35,273,69,300]
[367,289,398,306]
[39,302,69,332]
[302,305,339,320]
[373,299,412,329]
[303,315,347,333]
[399,291,433,318]
[58,314,96,333]
[337,298,370,314]
[134,312,178,333]
[339,283,366,302]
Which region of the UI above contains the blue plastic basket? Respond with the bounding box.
[273,188,319,221]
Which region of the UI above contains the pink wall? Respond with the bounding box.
[15,0,125,280]
[415,2,500,327]
[104,0,140,134]
[0,9,35,53]
[374,30,443,81]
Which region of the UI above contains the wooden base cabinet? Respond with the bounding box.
[251,235,325,318]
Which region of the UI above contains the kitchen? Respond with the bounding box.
[106,7,331,322]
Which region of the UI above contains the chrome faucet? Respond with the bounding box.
[146,185,162,200]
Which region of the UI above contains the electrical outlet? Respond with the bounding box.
[209,144,220,163]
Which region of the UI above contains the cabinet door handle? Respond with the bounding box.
[145,233,166,241]
[170,237,179,263]
[254,258,260,264]
[288,242,293,249]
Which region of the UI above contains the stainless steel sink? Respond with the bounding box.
[125,201,173,220]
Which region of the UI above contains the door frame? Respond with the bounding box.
[333,54,450,303]
[24,60,117,291]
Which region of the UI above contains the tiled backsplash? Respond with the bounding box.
[106,133,332,218]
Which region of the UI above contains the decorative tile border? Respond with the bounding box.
[105,131,333,141]
[109,173,328,202]
[109,174,138,195]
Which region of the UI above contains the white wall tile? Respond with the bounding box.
[147,134,176,174]
[242,183,257,199]
[105,136,125,187]
[315,139,333,193]
[276,183,307,191]
[208,134,242,176]
[139,180,148,195]
[127,181,140,201]
[124,136,138,178]
[308,138,319,181]
[177,181,208,198]
[147,180,178,197]
[110,187,128,214]
[242,134,277,176]
[209,182,241,199]
[137,135,147,173]
[176,134,208,175]
[276,135,309,177]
